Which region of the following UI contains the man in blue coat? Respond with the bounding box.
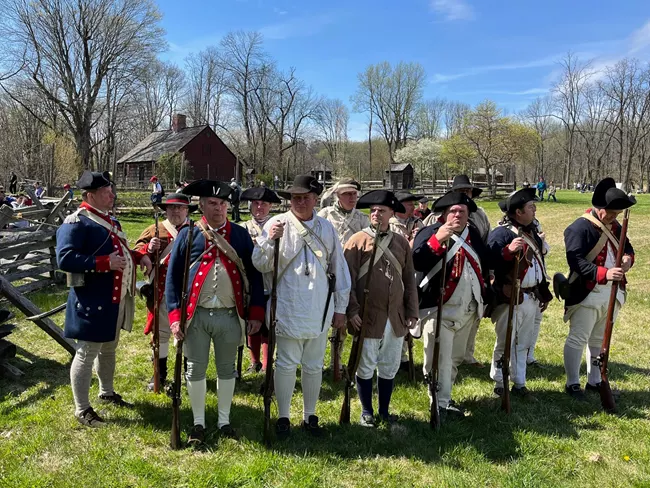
[166,180,265,446]
[56,170,152,427]
[560,178,635,400]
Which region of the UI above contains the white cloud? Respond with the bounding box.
[430,0,475,21]
[453,87,550,96]
[273,7,288,16]
[628,20,650,54]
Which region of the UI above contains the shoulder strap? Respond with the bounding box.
[567,217,611,284]
[287,211,329,273]
[582,213,620,250]
[357,231,393,281]
[418,226,468,290]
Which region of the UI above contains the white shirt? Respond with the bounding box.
[252,210,351,339]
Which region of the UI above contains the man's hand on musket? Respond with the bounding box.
[435,223,455,243]
[349,314,362,331]
[148,237,161,253]
[170,321,184,341]
[332,312,346,330]
[621,254,632,273]
[507,237,526,253]
[109,251,127,271]
[269,221,285,240]
[247,320,262,335]
[407,317,418,329]
[140,255,153,276]
[539,301,549,313]
[606,267,625,281]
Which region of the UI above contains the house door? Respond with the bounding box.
[138,166,145,187]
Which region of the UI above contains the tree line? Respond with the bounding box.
[0,0,648,193]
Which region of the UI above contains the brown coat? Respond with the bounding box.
[344,229,419,339]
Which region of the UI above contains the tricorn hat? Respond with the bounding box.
[451,174,483,198]
[240,187,281,204]
[277,175,323,199]
[394,191,424,203]
[357,190,405,213]
[181,179,233,200]
[592,177,636,210]
[433,191,477,213]
[77,170,111,191]
[498,188,538,213]
[158,193,198,212]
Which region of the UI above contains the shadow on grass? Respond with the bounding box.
[0,345,70,411]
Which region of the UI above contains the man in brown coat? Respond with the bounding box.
[344,190,419,427]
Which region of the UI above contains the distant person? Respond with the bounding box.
[414,197,431,220]
[0,186,9,207]
[547,182,557,202]
[273,175,280,190]
[63,184,74,200]
[522,179,530,189]
[150,176,163,205]
[34,181,45,199]
[229,178,241,222]
[536,177,547,200]
[9,172,17,194]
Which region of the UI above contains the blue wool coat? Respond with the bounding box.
[56,212,143,343]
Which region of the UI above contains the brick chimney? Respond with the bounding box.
[172,113,187,133]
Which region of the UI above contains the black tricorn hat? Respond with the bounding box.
[498,188,538,213]
[181,180,233,200]
[158,193,198,212]
[433,191,477,213]
[277,175,323,199]
[356,190,405,213]
[451,174,483,198]
[240,187,281,204]
[394,191,424,203]
[77,170,111,191]
[592,177,636,210]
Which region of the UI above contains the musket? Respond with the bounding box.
[339,225,381,425]
[170,220,194,450]
[407,333,415,383]
[500,227,523,414]
[330,328,342,382]
[262,238,280,445]
[236,345,244,382]
[152,207,161,394]
[598,208,630,413]
[427,240,448,430]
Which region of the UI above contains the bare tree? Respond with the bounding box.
[522,96,556,179]
[313,98,349,169]
[413,98,446,140]
[1,0,165,169]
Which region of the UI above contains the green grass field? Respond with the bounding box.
[1,190,649,487]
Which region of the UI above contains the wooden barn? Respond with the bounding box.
[310,163,333,183]
[472,167,504,183]
[116,114,241,188]
[385,163,414,189]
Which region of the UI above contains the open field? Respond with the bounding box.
[1,190,649,487]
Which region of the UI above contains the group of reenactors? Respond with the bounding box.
[55,170,635,445]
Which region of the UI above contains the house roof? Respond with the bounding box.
[117,125,209,164]
[474,167,504,176]
[310,163,333,172]
[386,163,412,172]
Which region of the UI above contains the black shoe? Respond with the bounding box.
[377,413,399,425]
[359,414,376,428]
[585,382,601,393]
[188,424,205,446]
[565,383,587,401]
[98,392,134,408]
[493,386,504,397]
[302,415,323,437]
[219,424,239,440]
[511,386,536,402]
[245,362,263,375]
[76,407,105,428]
[526,360,546,369]
[399,361,410,373]
[275,417,291,440]
[444,402,466,418]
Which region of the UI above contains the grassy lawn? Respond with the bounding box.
[1,190,649,487]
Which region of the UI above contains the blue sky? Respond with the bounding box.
[158,0,650,140]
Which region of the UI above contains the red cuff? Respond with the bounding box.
[131,248,146,264]
[168,308,181,325]
[502,245,515,261]
[95,255,111,273]
[248,305,265,322]
[427,234,445,256]
[596,266,608,284]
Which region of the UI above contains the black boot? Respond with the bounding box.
[147,357,168,392]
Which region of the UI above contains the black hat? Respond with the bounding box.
[181,179,232,200]
[451,174,483,198]
[592,177,636,210]
[158,193,198,212]
[335,177,361,192]
[240,187,281,204]
[394,191,424,203]
[433,191,477,213]
[357,190,405,213]
[498,188,538,213]
[418,196,429,204]
[77,170,111,191]
[277,175,323,199]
